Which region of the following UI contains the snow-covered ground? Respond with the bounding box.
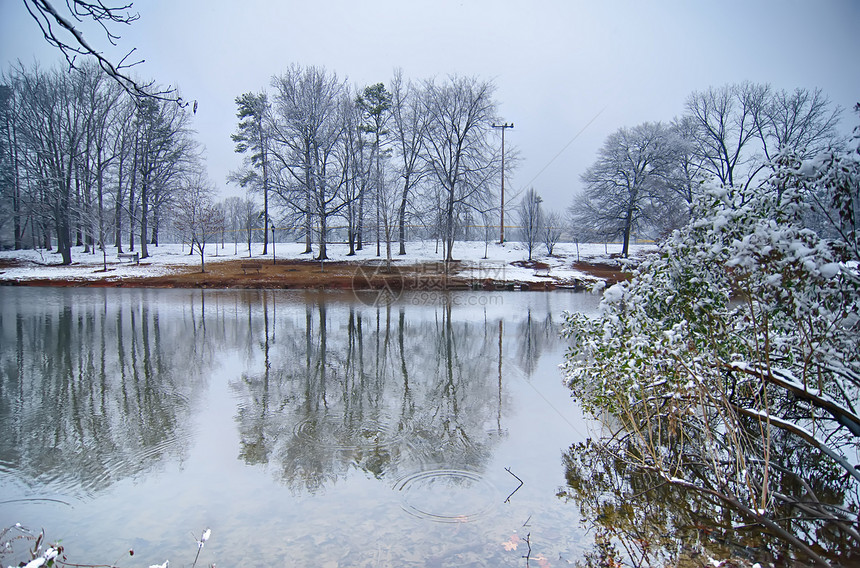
[0,240,657,285]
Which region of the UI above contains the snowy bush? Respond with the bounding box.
[561,141,860,564]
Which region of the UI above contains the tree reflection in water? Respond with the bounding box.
[560,434,859,567]
[1,288,589,566]
[0,289,214,496]
[230,292,563,494]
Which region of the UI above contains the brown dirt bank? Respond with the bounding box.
[0,257,633,290]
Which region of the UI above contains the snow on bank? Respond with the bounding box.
[0,240,656,285]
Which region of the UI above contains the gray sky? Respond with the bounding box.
[2,0,859,212]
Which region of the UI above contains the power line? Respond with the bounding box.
[507,106,606,205]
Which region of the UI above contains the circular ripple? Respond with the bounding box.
[293,414,410,451]
[394,469,499,523]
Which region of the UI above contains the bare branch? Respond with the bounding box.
[22,0,185,105]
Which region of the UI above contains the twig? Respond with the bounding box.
[504,466,524,503]
[522,532,531,562]
[191,528,211,568]
[56,562,119,568]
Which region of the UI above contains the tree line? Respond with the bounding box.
[0,62,513,266]
[231,65,506,265]
[572,82,845,256]
[0,62,199,264]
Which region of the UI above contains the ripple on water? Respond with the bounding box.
[394,469,499,523]
[85,430,194,492]
[292,413,411,451]
[11,427,195,499]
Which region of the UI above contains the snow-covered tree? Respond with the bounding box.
[789,103,860,257]
[562,150,860,563]
[573,121,679,257]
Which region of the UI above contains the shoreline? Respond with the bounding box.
[0,256,633,292]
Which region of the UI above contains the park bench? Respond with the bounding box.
[117,252,139,265]
[241,262,262,274]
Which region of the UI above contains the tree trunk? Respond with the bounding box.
[6,115,23,249]
[114,156,124,252]
[150,211,159,246]
[622,204,633,258]
[398,178,409,255]
[445,187,456,262]
[261,122,269,256]
[304,155,313,254]
[357,183,365,251]
[347,231,356,256]
[128,160,136,251]
[97,154,104,251]
[140,180,149,259]
[56,196,72,265]
[317,212,328,260]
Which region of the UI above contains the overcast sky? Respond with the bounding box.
[2,0,859,212]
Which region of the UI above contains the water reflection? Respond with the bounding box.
[560,434,859,566]
[229,293,565,495]
[0,289,216,496]
[0,289,566,499]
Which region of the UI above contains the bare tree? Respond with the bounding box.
[13,63,86,264]
[542,209,562,256]
[134,94,194,258]
[376,160,404,271]
[236,194,259,257]
[665,115,708,211]
[270,65,347,260]
[685,82,770,190]
[0,77,25,249]
[66,63,125,259]
[389,69,429,255]
[340,91,370,256]
[757,87,842,165]
[222,195,245,255]
[422,75,499,262]
[109,93,136,252]
[517,187,542,261]
[174,172,219,272]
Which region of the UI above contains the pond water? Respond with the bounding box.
[0,287,601,567]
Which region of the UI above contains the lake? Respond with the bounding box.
[0,287,601,567]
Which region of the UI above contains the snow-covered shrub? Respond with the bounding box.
[562,154,860,564]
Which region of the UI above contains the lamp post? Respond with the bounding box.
[492,122,513,244]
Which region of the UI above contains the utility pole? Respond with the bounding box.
[492,122,513,244]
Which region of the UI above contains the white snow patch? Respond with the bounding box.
[819,262,841,279]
